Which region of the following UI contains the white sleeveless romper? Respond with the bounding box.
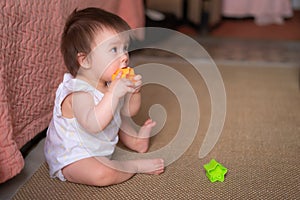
[44,73,122,181]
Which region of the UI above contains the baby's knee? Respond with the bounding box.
[62,164,115,186]
[90,167,119,186]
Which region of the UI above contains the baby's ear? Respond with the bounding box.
[77,52,90,69]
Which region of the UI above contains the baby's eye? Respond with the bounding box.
[111,47,117,53]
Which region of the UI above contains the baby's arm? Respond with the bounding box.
[72,78,135,133]
[121,74,142,117]
[72,91,120,133]
[122,92,141,117]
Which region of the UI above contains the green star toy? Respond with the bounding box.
[204,159,227,182]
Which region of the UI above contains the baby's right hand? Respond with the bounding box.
[109,78,135,98]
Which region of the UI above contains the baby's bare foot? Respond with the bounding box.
[136,158,164,175]
[136,119,156,153]
[139,119,156,138]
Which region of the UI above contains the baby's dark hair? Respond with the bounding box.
[61,7,131,76]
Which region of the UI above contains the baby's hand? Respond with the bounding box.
[109,78,135,98]
[132,74,142,93]
[111,67,142,94]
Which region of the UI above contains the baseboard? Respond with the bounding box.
[20,129,47,158]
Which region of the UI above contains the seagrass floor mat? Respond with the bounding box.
[13,65,300,199]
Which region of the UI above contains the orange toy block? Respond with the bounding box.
[111,67,135,81]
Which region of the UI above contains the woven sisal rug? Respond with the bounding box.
[13,63,300,199]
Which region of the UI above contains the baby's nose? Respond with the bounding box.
[120,53,129,65]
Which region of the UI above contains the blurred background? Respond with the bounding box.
[144,0,300,40]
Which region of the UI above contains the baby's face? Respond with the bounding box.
[87,29,130,82]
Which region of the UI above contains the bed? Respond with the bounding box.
[0,0,144,183]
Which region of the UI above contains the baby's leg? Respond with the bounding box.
[62,157,164,187]
[104,157,164,175]
[119,118,156,153]
[62,157,133,186]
